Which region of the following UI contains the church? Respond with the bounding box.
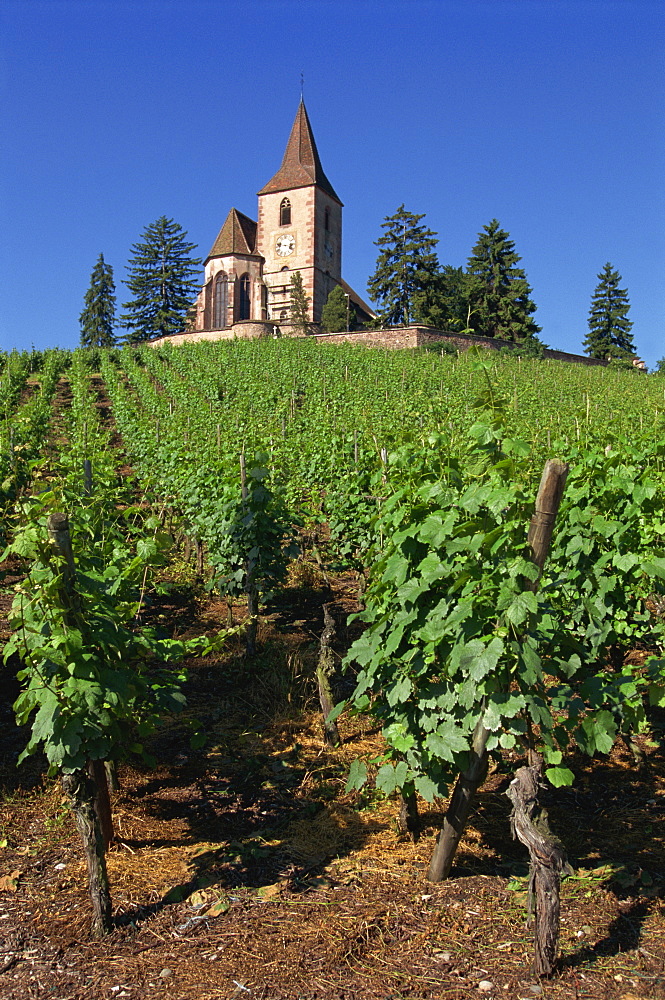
[192,101,372,334]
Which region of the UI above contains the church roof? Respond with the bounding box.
[206,208,258,260]
[339,278,376,321]
[258,100,342,204]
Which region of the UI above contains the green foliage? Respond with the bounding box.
[466,220,540,342]
[320,284,355,333]
[202,455,299,604]
[324,473,381,572]
[289,271,312,336]
[339,367,665,800]
[546,439,665,672]
[80,254,117,348]
[98,349,298,607]
[583,263,635,360]
[121,217,202,344]
[3,493,186,774]
[433,265,475,333]
[606,357,640,372]
[9,339,664,802]
[0,351,64,536]
[91,335,665,802]
[508,333,547,358]
[4,478,235,775]
[367,205,441,327]
[2,357,235,775]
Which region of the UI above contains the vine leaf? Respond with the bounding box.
[345,759,368,793]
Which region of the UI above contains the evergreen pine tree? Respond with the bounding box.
[583,262,635,359]
[466,219,540,341]
[121,217,202,343]
[79,254,117,348]
[321,284,355,332]
[288,271,311,335]
[367,205,441,326]
[436,265,476,333]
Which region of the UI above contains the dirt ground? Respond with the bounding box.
[1,564,664,1000]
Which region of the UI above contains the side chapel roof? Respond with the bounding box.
[207,208,258,261]
[339,278,376,321]
[258,100,342,204]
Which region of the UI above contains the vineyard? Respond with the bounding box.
[1,338,664,999]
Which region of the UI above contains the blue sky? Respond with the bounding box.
[1,0,663,365]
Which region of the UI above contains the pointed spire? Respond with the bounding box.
[206,208,258,260]
[258,101,341,204]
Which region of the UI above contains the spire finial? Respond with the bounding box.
[300,72,304,101]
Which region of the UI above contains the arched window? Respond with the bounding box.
[213,272,228,328]
[238,273,251,321]
[324,206,330,231]
[280,198,291,226]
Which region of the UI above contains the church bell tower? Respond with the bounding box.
[256,101,343,324]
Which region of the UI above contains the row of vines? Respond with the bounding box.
[1,348,231,935]
[3,338,665,971]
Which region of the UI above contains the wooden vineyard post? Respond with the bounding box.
[83,459,93,496]
[316,604,340,747]
[506,765,570,976]
[524,459,569,593]
[240,453,258,656]
[47,513,79,612]
[427,459,569,883]
[380,447,388,484]
[47,513,114,937]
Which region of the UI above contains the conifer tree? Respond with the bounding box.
[436,265,476,333]
[367,205,441,327]
[79,254,117,348]
[583,262,635,359]
[288,271,311,335]
[321,284,355,332]
[466,219,540,341]
[121,217,201,343]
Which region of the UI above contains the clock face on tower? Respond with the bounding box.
[275,234,295,257]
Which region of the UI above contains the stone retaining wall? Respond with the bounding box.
[313,327,608,367]
[151,322,608,368]
[149,321,275,349]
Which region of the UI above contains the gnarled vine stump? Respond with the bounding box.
[506,764,571,977]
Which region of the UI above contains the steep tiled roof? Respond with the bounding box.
[258,101,342,204]
[207,208,258,260]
